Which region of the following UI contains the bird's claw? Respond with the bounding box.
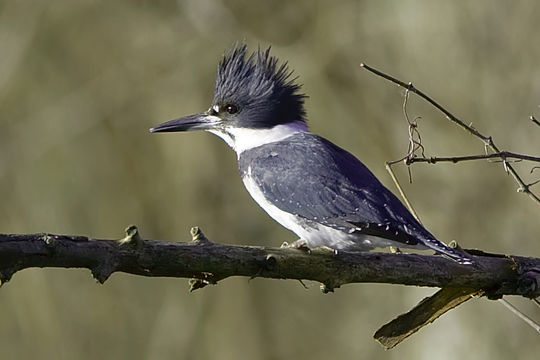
[316,246,339,255]
[281,239,311,253]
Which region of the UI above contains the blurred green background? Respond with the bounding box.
[1,1,539,359]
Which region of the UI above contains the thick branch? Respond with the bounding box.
[374,287,484,349]
[0,229,538,298]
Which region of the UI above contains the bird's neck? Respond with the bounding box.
[207,121,308,156]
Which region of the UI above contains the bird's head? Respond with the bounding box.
[150,43,307,141]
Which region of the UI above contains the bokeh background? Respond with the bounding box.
[1,1,539,359]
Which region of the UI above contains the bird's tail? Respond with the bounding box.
[422,238,474,265]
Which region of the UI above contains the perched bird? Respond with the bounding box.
[150,43,472,264]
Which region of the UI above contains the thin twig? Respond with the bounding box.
[361,63,540,205]
[531,115,540,127]
[402,88,426,162]
[385,162,422,223]
[360,63,489,141]
[407,152,540,165]
[401,87,426,184]
[498,298,540,333]
[385,88,423,222]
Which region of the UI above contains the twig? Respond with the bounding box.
[385,163,422,223]
[361,63,540,205]
[361,64,486,140]
[401,87,425,184]
[407,151,540,165]
[531,115,540,127]
[498,298,540,333]
[402,88,426,164]
[385,89,423,222]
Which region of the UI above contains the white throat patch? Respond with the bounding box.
[207,121,308,156]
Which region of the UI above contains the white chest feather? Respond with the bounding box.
[207,121,308,156]
[241,167,385,250]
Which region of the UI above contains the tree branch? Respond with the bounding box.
[406,151,540,165]
[2,227,539,348]
[1,227,538,298]
[374,287,484,349]
[360,63,540,205]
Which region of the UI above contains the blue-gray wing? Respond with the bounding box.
[238,133,432,246]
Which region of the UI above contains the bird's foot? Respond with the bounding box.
[281,239,311,253]
[316,246,339,256]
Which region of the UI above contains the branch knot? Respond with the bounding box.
[190,227,212,245]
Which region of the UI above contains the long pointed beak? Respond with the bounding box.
[149,113,221,133]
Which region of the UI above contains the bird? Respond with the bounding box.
[150,43,473,265]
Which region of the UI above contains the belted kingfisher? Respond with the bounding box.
[150,44,472,265]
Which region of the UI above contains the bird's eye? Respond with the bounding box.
[224,104,238,114]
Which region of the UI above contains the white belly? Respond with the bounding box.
[242,168,401,251]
